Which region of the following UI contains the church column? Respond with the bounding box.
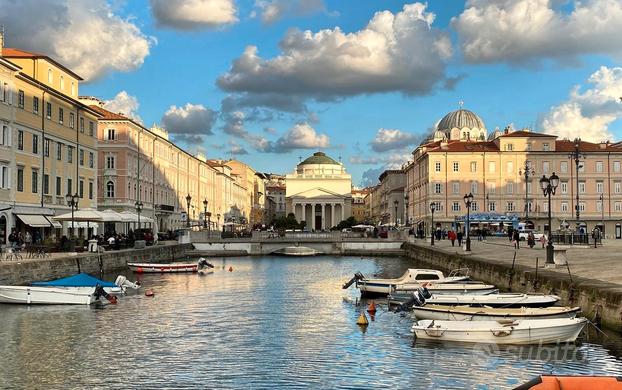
[301,203,306,223]
[331,203,335,228]
[340,201,344,222]
[321,203,326,230]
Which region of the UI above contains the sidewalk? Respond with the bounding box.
[422,236,622,290]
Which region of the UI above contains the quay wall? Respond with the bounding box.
[192,240,404,256]
[405,242,622,331]
[0,244,193,286]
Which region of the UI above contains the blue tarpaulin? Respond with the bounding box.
[32,273,117,288]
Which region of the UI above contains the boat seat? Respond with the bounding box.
[496,319,519,326]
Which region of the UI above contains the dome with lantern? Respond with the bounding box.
[424,105,488,144]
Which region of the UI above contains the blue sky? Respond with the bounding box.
[4,0,622,185]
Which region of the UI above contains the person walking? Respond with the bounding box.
[448,230,456,247]
[527,232,535,248]
[457,230,463,247]
[540,234,547,249]
[512,230,520,249]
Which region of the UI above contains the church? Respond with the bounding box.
[285,152,352,230]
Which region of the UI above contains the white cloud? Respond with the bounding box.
[104,91,142,123]
[265,123,329,153]
[0,0,154,81]
[218,3,452,102]
[150,0,238,30]
[370,128,420,152]
[542,66,622,142]
[453,0,622,64]
[253,0,325,24]
[227,140,249,155]
[161,103,218,143]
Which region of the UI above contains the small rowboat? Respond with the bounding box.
[515,375,622,389]
[393,283,498,295]
[128,262,198,273]
[411,318,587,345]
[423,292,560,308]
[412,305,581,321]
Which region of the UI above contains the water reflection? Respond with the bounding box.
[0,255,620,389]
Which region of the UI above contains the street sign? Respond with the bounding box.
[180,211,187,222]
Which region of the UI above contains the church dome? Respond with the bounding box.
[299,152,339,166]
[437,109,485,132]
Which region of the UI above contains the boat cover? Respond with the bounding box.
[32,273,117,288]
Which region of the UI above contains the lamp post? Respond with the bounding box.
[518,160,535,220]
[203,199,208,229]
[569,138,585,229]
[599,193,605,238]
[404,193,409,227]
[539,173,560,265]
[135,201,143,229]
[216,213,221,230]
[65,192,79,236]
[185,194,192,228]
[463,192,473,252]
[430,203,435,246]
[394,200,399,226]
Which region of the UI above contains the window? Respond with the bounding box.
[488,182,496,194]
[106,155,115,169]
[542,161,549,174]
[560,161,568,173]
[434,161,441,172]
[470,162,477,172]
[616,202,622,212]
[44,138,50,157]
[56,176,61,196]
[561,181,568,194]
[17,130,23,150]
[106,181,115,198]
[71,81,75,96]
[56,143,62,160]
[506,202,515,212]
[614,161,621,173]
[17,168,23,192]
[579,163,585,173]
[18,90,24,108]
[60,75,64,90]
[615,181,621,194]
[596,181,604,193]
[434,183,442,194]
[596,161,603,173]
[46,102,52,119]
[1,125,8,146]
[561,202,568,212]
[579,181,585,193]
[488,202,496,212]
[79,117,84,133]
[0,166,8,189]
[79,149,84,166]
[471,181,478,194]
[453,162,459,172]
[59,108,64,124]
[47,68,53,83]
[505,143,514,151]
[506,161,514,173]
[0,82,7,103]
[471,201,477,211]
[33,97,39,114]
[89,152,94,168]
[526,143,532,151]
[579,202,586,212]
[89,121,94,136]
[543,143,550,151]
[431,201,443,211]
[67,178,72,195]
[597,200,603,212]
[79,180,84,198]
[31,169,38,193]
[67,145,73,163]
[43,174,49,194]
[89,181,93,200]
[506,182,514,194]
[32,134,38,154]
[489,161,496,173]
[452,202,460,212]
[69,113,75,129]
[543,202,548,212]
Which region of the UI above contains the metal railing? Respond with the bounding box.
[549,233,600,245]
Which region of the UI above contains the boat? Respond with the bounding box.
[272,246,322,256]
[421,293,560,308]
[514,375,622,389]
[412,305,581,321]
[31,273,140,294]
[0,285,115,305]
[197,258,215,275]
[411,318,587,344]
[128,262,199,273]
[342,268,471,296]
[393,282,498,296]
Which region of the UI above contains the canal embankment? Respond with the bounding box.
[405,239,622,331]
[0,243,193,285]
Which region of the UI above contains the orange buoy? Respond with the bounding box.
[145,289,155,297]
[367,301,377,313]
[228,266,233,272]
[136,267,143,274]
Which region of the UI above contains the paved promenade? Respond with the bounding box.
[420,236,622,291]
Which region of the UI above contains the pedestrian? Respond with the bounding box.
[512,230,520,249]
[457,230,463,247]
[448,230,456,246]
[508,228,513,242]
[540,234,547,249]
[24,231,32,247]
[527,232,535,248]
[482,228,487,242]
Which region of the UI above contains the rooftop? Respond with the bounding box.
[3,48,84,80]
[299,151,340,166]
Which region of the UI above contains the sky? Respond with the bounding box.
[2,0,622,186]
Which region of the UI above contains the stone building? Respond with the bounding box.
[351,187,371,223]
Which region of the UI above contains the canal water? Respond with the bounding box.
[1,255,622,389]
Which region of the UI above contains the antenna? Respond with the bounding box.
[458,100,464,109]
[338,155,342,163]
[298,156,302,163]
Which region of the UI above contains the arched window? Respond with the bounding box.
[106,181,115,198]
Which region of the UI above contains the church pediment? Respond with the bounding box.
[290,187,345,198]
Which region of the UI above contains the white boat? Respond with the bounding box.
[128,262,198,273]
[345,268,470,296]
[31,273,140,294]
[411,318,588,344]
[0,285,103,305]
[393,283,498,295]
[197,258,215,275]
[272,246,322,256]
[412,305,581,321]
[421,293,560,308]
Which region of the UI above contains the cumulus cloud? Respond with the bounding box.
[221,111,270,150]
[453,0,622,64]
[370,128,421,152]
[227,140,249,155]
[150,0,238,30]
[253,0,326,24]
[360,167,385,187]
[161,103,218,143]
[263,123,330,153]
[0,0,154,81]
[104,91,142,123]
[542,66,622,142]
[218,3,452,103]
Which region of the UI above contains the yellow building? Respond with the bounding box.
[0,43,100,242]
[225,159,265,226]
[351,187,371,223]
[405,108,622,238]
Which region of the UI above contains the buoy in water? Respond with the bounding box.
[228,266,233,272]
[145,289,155,297]
[356,312,369,326]
[367,301,377,313]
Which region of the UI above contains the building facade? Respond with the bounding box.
[377,170,406,225]
[285,152,352,230]
[225,160,265,226]
[264,173,286,223]
[351,187,371,223]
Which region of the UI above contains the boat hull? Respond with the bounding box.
[128,263,198,273]
[412,305,580,321]
[393,284,498,296]
[0,286,97,305]
[412,318,587,345]
[358,277,470,296]
[423,293,560,308]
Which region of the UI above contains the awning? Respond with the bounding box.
[17,214,52,227]
[70,222,99,229]
[47,218,62,229]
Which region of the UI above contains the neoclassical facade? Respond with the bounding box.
[286,152,352,230]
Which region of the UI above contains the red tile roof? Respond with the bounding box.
[3,48,83,80]
[555,140,621,152]
[423,140,500,152]
[89,105,131,121]
[498,130,556,138]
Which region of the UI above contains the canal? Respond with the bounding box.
[1,255,622,389]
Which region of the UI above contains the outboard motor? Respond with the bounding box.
[115,275,141,292]
[198,258,215,269]
[342,272,364,289]
[418,286,432,299]
[94,285,118,304]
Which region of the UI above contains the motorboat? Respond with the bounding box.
[272,246,322,256]
[412,305,581,321]
[392,283,498,296]
[0,285,115,305]
[342,268,471,296]
[411,318,587,344]
[514,375,622,389]
[31,273,140,294]
[197,258,215,276]
[421,293,560,308]
[128,262,199,273]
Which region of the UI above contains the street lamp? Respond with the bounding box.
[463,192,474,252]
[540,172,560,265]
[185,194,192,228]
[599,193,605,237]
[207,212,212,235]
[394,200,399,226]
[569,138,585,230]
[65,192,79,236]
[216,213,221,230]
[430,202,436,246]
[518,160,535,220]
[203,199,208,229]
[135,201,143,229]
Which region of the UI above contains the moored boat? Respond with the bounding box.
[197,258,215,275]
[514,375,622,389]
[422,293,560,308]
[393,283,498,296]
[272,246,322,256]
[412,305,581,321]
[0,285,111,305]
[31,273,136,294]
[411,318,587,344]
[128,262,199,273]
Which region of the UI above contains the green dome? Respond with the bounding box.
[299,152,339,165]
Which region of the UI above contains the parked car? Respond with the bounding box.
[134,228,155,245]
[518,229,545,241]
